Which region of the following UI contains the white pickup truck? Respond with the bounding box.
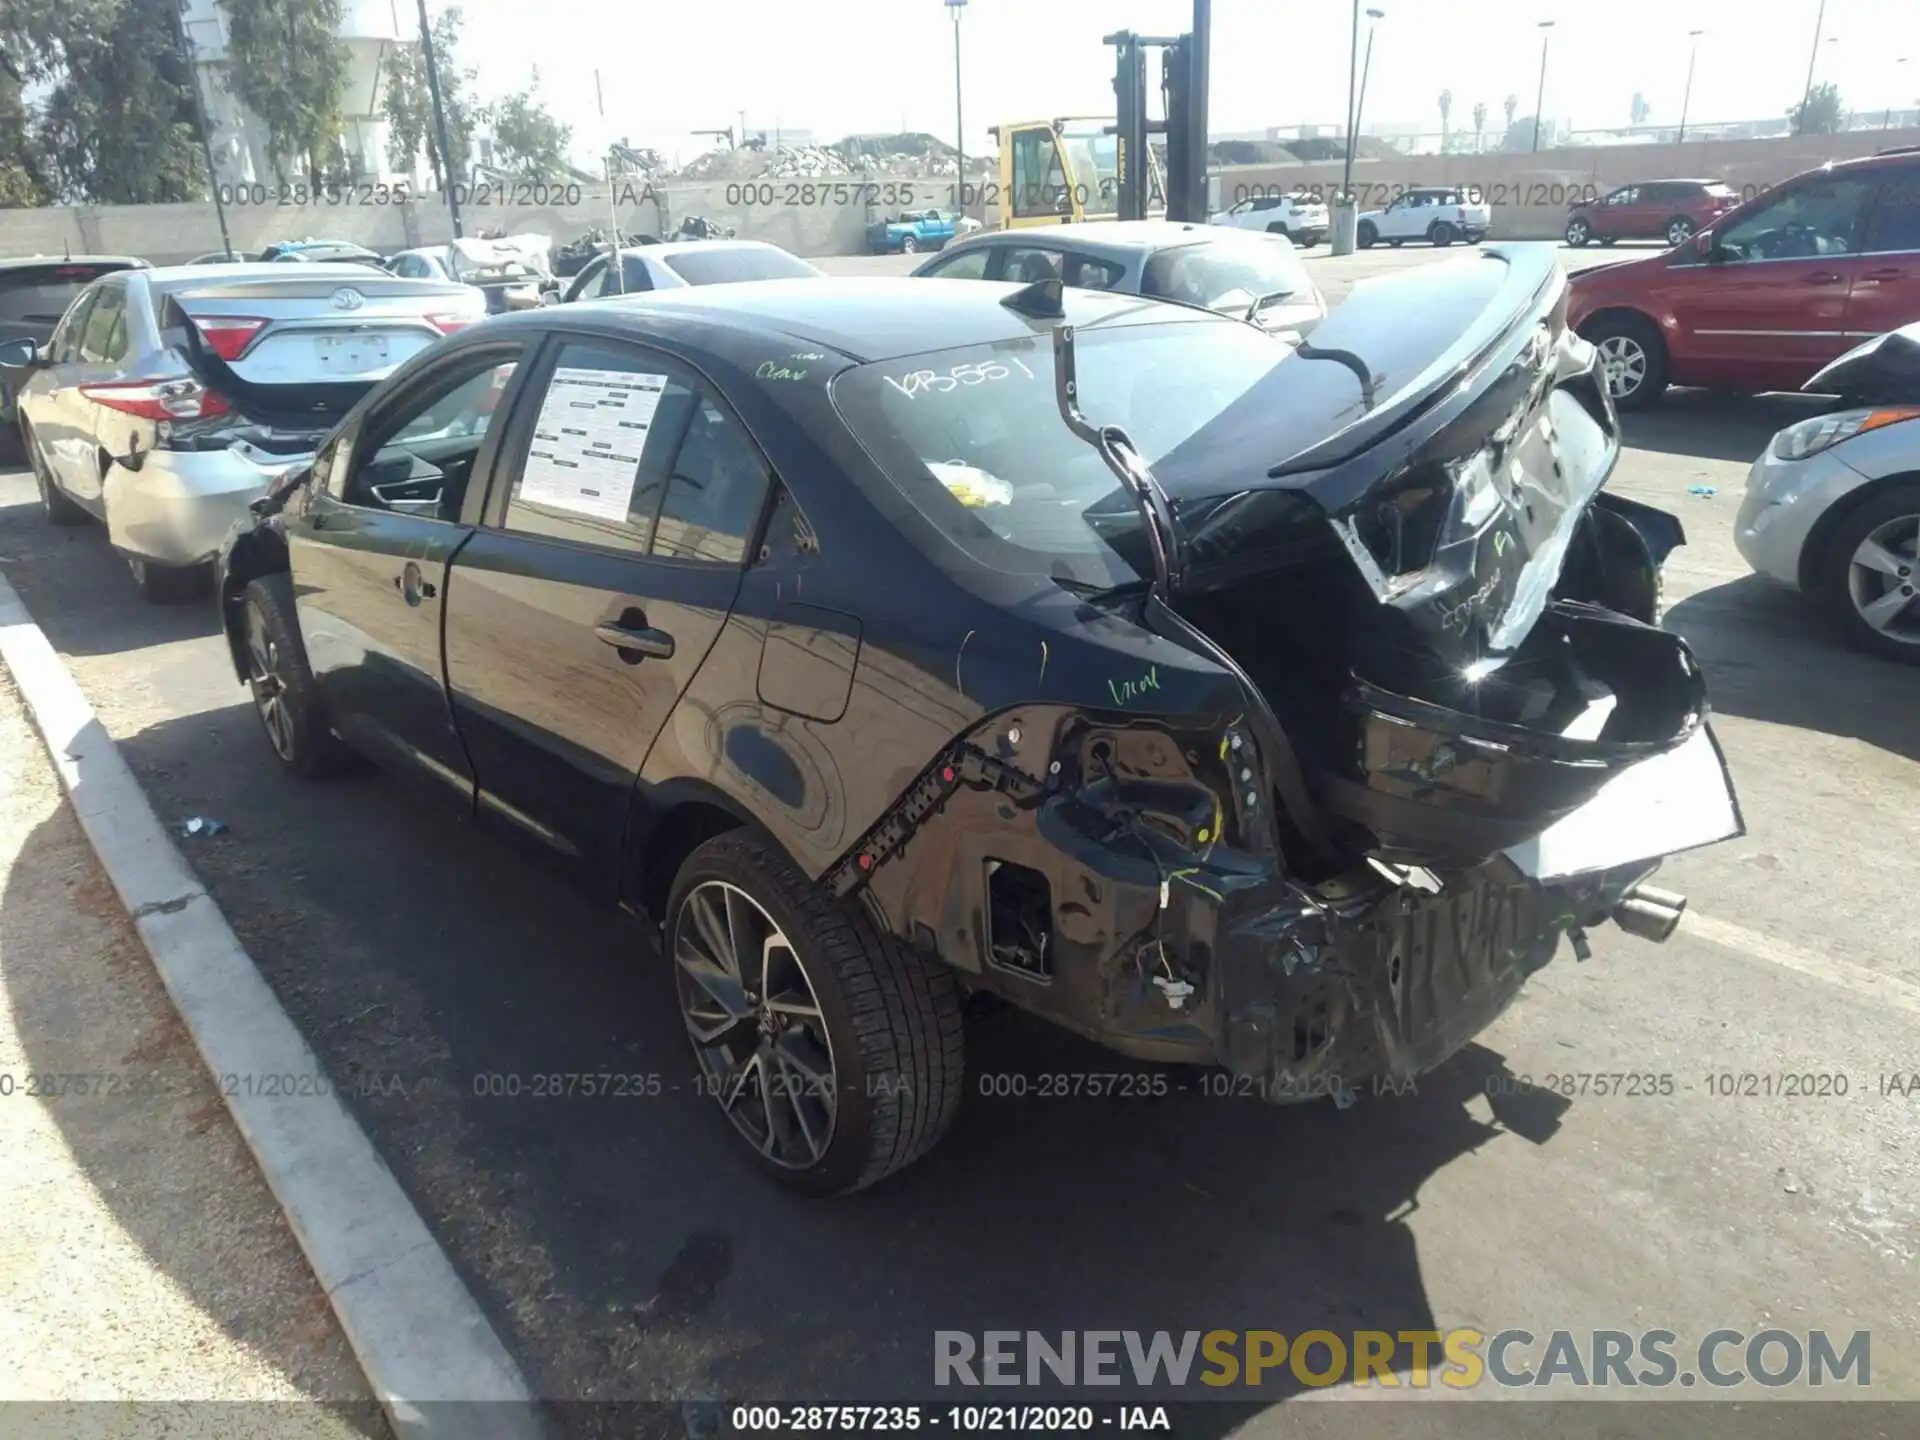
[1356,188,1491,248]
[1208,191,1331,247]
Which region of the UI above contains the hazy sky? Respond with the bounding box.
[448,0,1916,163]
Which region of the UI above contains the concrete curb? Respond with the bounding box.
[0,572,549,1440]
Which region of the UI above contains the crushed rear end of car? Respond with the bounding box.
[827,251,1741,1099]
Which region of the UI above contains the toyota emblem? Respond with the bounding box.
[330,287,366,311]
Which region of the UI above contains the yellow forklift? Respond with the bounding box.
[982,8,1210,231]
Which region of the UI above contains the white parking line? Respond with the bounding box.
[0,573,549,1440]
[1681,909,1920,1019]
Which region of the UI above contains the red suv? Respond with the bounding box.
[1565,179,1743,250]
[1568,149,1920,409]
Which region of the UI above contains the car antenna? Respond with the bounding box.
[1001,276,1065,319]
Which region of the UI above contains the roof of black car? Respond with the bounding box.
[574,275,1204,361]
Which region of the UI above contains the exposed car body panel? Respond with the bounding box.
[215,275,1740,1119]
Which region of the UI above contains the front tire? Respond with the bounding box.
[900,236,919,254]
[1665,216,1696,247]
[668,832,965,1195]
[242,574,356,777]
[1565,217,1591,247]
[1584,312,1670,410]
[1818,484,1920,664]
[1356,221,1377,249]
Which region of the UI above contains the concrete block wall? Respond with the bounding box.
[2,131,1914,264]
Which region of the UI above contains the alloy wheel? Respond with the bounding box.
[1846,514,1920,647]
[1566,219,1590,246]
[246,602,297,760]
[1667,218,1695,246]
[1597,335,1647,400]
[674,879,838,1170]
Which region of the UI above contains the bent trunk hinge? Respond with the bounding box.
[825,743,1046,901]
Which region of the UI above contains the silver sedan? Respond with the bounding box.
[1735,324,1920,664]
[1,262,484,601]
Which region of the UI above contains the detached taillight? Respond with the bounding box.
[80,377,230,421]
[194,316,268,361]
[427,313,480,335]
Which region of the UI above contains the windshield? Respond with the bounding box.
[661,248,822,285]
[830,320,1298,588]
[1140,237,1312,317]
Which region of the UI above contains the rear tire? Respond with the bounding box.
[668,832,965,1195]
[900,236,919,254]
[1356,221,1377,249]
[1429,221,1456,247]
[24,423,87,525]
[1583,312,1670,411]
[241,574,357,777]
[1817,483,1920,665]
[1266,222,1291,241]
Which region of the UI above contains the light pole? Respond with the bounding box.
[1532,20,1555,152]
[1354,9,1385,151]
[416,0,463,237]
[1797,0,1827,134]
[1890,57,1910,129]
[947,0,967,211]
[1677,29,1703,143]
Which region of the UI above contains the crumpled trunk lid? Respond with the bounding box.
[1153,244,1734,867]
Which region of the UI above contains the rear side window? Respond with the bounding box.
[1865,176,1920,253]
[79,284,127,363]
[924,247,991,280]
[502,340,766,564]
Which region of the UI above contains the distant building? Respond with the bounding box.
[179,0,419,189]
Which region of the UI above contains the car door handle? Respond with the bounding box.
[594,622,675,660]
[392,567,436,603]
[1862,267,1903,281]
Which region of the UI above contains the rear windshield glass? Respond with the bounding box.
[1140,236,1312,318]
[0,267,123,326]
[660,248,821,286]
[830,320,1298,588]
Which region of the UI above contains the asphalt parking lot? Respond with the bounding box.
[2,239,1917,1433]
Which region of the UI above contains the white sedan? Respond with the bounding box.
[1356,188,1492,248]
[1734,323,1920,664]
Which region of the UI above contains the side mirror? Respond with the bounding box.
[1694,232,1714,258]
[0,337,42,369]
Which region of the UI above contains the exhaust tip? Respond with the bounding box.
[1612,886,1688,944]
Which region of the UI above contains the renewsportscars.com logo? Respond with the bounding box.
[934,1329,1872,1390]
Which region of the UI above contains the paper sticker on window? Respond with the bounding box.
[929,460,1013,508]
[519,366,666,522]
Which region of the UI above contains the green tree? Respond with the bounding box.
[1437,88,1452,147]
[1472,99,1487,151]
[382,4,477,185]
[219,0,349,182]
[1789,82,1847,135]
[37,0,205,203]
[488,69,572,176]
[0,81,50,207]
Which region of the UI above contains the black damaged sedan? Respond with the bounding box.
[216,255,1743,1194]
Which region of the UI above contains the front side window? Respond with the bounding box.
[1607,187,1639,207]
[337,349,521,517]
[1709,177,1877,262]
[79,283,127,364]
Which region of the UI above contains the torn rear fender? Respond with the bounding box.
[826,695,1739,1092]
